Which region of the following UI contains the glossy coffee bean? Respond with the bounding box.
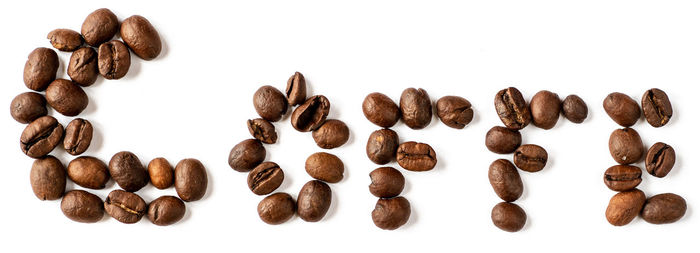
[247,118,277,144]
[286,72,307,106]
[248,162,284,195]
[175,159,208,202]
[61,190,104,223]
[645,142,675,178]
[228,139,266,172]
[485,126,521,154]
[513,144,548,172]
[254,85,288,122]
[258,192,296,225]
[20,116,63,158]
[372,197,411,230]
[604,92,641,127]
[642,88,673,127]
[67,47,98,86]
[362,92,400,128]
[148,196,186,226]
[396,141,437,172]
[436,95,473,129]
[608,128,644,165]
[369,167,404,198]
[63,118,93,156]
[98,40,131,80]
[47,29,83,52]
[104,189,147,224]
[400,88,432,129]
[81,8,119,46]
[491,202,526,232]
[23,47,58,91]
[488,159,523,202]
[120,15,162,60]
[297,180,332,222]
[494,87,531,130]
[45,79,89,116]
[67,156,110,190]
[603,165,642,192]
[305,152,344,183]
[530,90,560,129]
[291,95,330,132]
[312,119,349,149]
[30,156,65,201]
[366,129,399,165]
[561,94,588,123]
[641,193,686,224]
[148,157,174,189]
[109,151,149,192]
[606,189,645,226]
[10,92,47,124]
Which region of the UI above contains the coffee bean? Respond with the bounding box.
[604,92,641,127]
[645,142,675,178]
[396,141,437,172]
[561,94,588,123]
[10,92,47,124]
[286,72,307,106]
[642,88,673,127]
[530,90,560,129]
[372,197,411,230]
[104,189,147,224]
[305,152,344,183]
[258,192,296,225]
[120,15,162,60]
[20,116,64,158]
[369,167,404,198]
[312,119,349,149]
[67,156,110,190]
[247,118,277,144]
[641,193,686,224]
[248,162,284,195]
[67,47,98,86]
[148,196,186,226]
[148,157,174,189]
[109,151,149,192]
[366,129,399,165]
[297,180,332,222]
[30,156,65,201]
[253,85,288,122]
[436,95,473,129]
[491,202,526,232]
[606,189,645,226]
[45,79,89,116]
[400,88,432,129]
[61,190,104,223]
[494,87,531,130]
[63,118,93,156]
[98,40,131,80]
[488,159,523,202]
[291,95,330,132]
[513,144,548,172]
[603,165,642,192]
[609,128,644,165]
[23,47,58,91]
[175,159,208,202]
[81,8,119,46]
[362,92,401,128]
[485,126,522,154]
[228,139,266,172]
[47,29,83,52]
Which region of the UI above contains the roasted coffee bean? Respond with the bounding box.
[366,129,399,165]
[362,92,401,128]
[603,165,642,192]
[297,180,332,222]
[104,189,147,224]
[30,156,65,201]
[98,40,131,80]
[253,85,288,122]
[513,144,548,172]
[45,79,89,116]
[291,95,330,132]
[120,15,162,60]
[642,88,673,127]
[641,193,686,224]
[645,142,675,178]
[488,159,523,202]
[67,47,98,86]
[20,116,63,158]
[47,29,83,52]
[228,139,266,172]
[247,118,277,144]
[396,141,437,172]
[372,197,411,230]
[491,202,526,232]
[485,126,522,154]
[81,8,119,46]
[436,95,473,129]
[148,157,174,189]
[61,190,104,223]
[67,156,110,190]
[148,196,186,226]
[286,72,307,106]
[175,159,208,202]
[606,189,645,226]
[258,192,296,225]
[561,94,588,123]
[248,162,284,195]
[400,88,432,129]
[312,119,349,149]
[369,167,404,198]
[63,118,93,156]
[305,152,344,183]
[494,87,531,130]
[604,92,641,127]
[530,90,560,129]
[609,128,644,165]
[23,47,58,91]
[109,151,149,192]
[10,92,47,124]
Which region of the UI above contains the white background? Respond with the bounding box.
[1,1,698,252]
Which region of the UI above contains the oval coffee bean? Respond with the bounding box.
[247,162,284,195]
[603,165,642,192]
[369,167,405,198]
[30,156,66,201]
[98,40,131,80]
[488,159,523,202]
[67,156,110,190]
[258,192,296,225]
[604,92,641,127]
[641,193,686,224]
[372,197,411,230]
[305,152,344,183]
[606,189,646,226]
[104,189,147,224]
[23,47,59,91]
[291,95,330,132]
[10,92,47,124]
[120,15,162,60]
[297,180,332,222]
[20,116,64,158]
[530,90,560,129]
[175,159,208,202]
[63,118,93,156]
[148,196,186,226]
[45,79,89,116]
[561,94,588,123]
[494,87,531,130]
[645,142,675,178]
[513,144,548,172]
[485,126,521,154]
[362,92,401,128]
[67,47,98,86]
[366,129,399,165]
[47,29,83,52]
[247,118,277,144]
[436,95,473,129]
[148,157,174,189]
[109,151,149,192]
[608,128,644,165]
[253,85,288,122]
[396,141,437,172]
[228,139,266,172]
[286,72,307,106]
[312,119,349,149]
[61,190,104,223]
[491,202,527,232]
[81,8,119,46]
[642,88,673,127]
[400,88,432,129]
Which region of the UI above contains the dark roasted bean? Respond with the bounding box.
[61,190,104,223]
[120,15,162,60]
[312,119,349,149]
[10,92,47,124]
[369,167,405,198]
[494,87,531,130]
[63,118,93,156]
[372,197,411,230]
[396,141,437,172]
[297,180,332,222]
[529,90,560,129]
[175,159,208,202]
[67,156,110,190]
[485,126,521,154]
[258,192,296,225]
[286,72,307,106]
[23,47,58,91]
[513,144,548,172]
[81,8,119,46]
[228,139,266,172]
[561,94,588,123]
[603,165,642,192]
[67,47,98,86]
[148,196,186,226]
[108,151,149,192]
[488,159,523,202]
[645,142,676,178]
[247,162,284,195]
[98,40,131,80]
[104,189,147,224]
[641,193,686,224]
[291,95,330,132]
[604,92,641,127]
[491,202,526,232]
[305,152,344,183]
[400,88,432,129]
[254,85,288,122]
[20,116,63,158]
[247,118,278,144]
[363,92,401,128]
[608,128,644,165]
[641,88,673,127]
[45,79,89,116]
[366,129,399,165]
[30,156,66,201]
[436,95,473,129]
[606,189,645,226]
[47,29,83,51]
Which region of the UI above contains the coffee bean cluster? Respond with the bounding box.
[603,89,686,226]
[228,72,349,225]
[15,8,207,226]
[487,87,588,232]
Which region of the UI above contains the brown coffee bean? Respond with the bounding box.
[148,196,186,226]
[369,167,404,198]
[47,29,83,52]
[286,72,307,106]
[485,126,522,154]
[604,92,641,127]
[436,95,473,129]
[120,15,162,60]
[81,8,119,46]
[372,197,411,230]
[366,129,399,165]
[247,162,284,195]
[228,139,266,172]
[98,40,131,80]
[530,90,560,129]
[297,180,332,222]
[609,128,644,165]
[491,202,527,232]
[175,159,208,202]
[30,156,65,201]
[23,47,58,91]
[254,85,288,122]
[494,87,531,130]
[63,118,93,156]
[20,116,64,158]
[561,94,588,123]
[513,144,548,172]
[291,95,330,132]
[148,157,174,189]
[104,190,147,224]
[641,193,686,224]
[109,151,149,192]
[312,119,349,149]
[488,159,523,202]
[247,118,277,144]
[45,79,89,116]
[10,92,47,124]
[305,152,344,183]
[362,92,401,128]
[67,47,98,86]
[604,165,642,192]
[606,189,645,226]
[642,88,673,127]
[645,142,675,178]
[61,190,104,223]
[67,156,110,190]
[258,192,296,225]
[396,141,437,172]
[400,88,432,129]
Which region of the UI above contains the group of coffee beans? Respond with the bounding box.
[363,89,474,230]
[486,87,588,232]
[603,89,686,226]
[13,8,208,225]
[228,72,349,225]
